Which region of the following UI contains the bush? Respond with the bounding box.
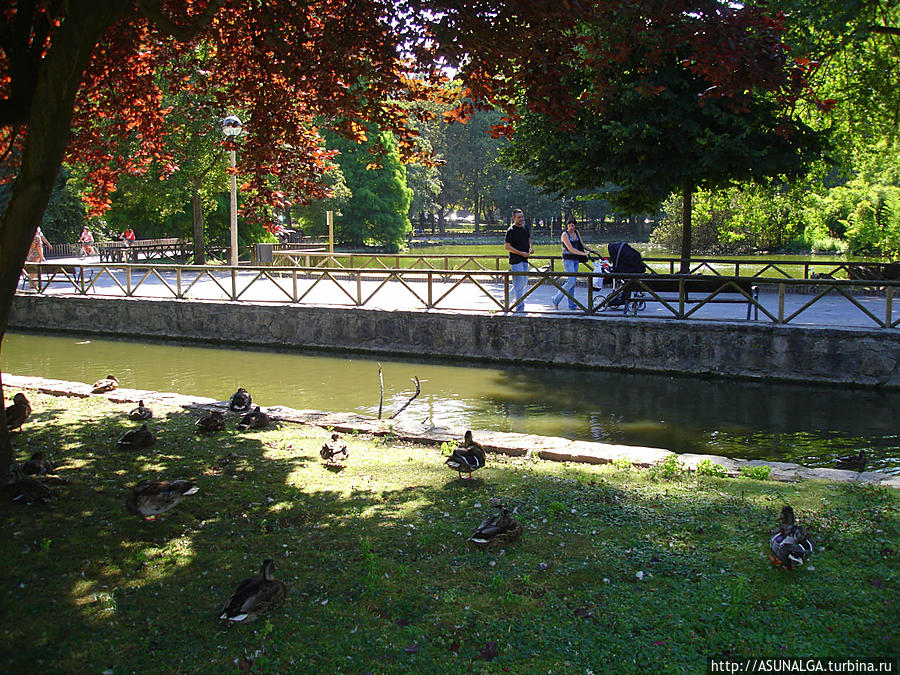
[695,459,728,477]
[739,464,771,480]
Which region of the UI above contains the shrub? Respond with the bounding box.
[696,459,728,478]
[739,465,771,480]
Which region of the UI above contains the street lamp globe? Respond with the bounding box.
[222,115,243,137]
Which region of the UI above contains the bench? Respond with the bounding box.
[602,274,760,319]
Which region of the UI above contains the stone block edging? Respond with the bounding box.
[4,374,897,489]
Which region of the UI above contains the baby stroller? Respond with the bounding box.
[597,242,648,313]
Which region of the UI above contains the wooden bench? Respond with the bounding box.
[98,237,186,263]
[603,274,760,319]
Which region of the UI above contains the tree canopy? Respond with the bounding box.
[0,0,824,476]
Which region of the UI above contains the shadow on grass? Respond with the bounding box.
[1,390,898,673]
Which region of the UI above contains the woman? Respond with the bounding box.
[78,226,95,256]
[551,217,599,310]
[26,226,50,263]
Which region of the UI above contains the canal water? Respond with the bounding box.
[3,330,898,473]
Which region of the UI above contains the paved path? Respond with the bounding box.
[23,260,899,330]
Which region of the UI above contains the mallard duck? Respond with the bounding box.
[468,506,522,550]
[21,451,56,476]
[5,393,31,431]
[126,479,199,520]
[2,466,51,504]
[219,559,286,623]
[91,374,119,394]
[445,429,486,479]
[229,387,253,412]
[769,505,814,570]
[835,450,867,471]
[196,410,226,432]
[128,400,153,421]
[236,406,268,431]
[320,432,349,463]
[117,424,155,449]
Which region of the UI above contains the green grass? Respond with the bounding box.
[2,389,898,673]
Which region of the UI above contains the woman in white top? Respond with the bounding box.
[551,217,599,310]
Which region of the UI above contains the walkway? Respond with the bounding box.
[23,259,899,330]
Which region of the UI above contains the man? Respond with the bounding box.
[504,208,533,313]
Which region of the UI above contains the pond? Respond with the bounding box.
[3,330,897,473]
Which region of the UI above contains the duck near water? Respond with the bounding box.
[445,430,486,479]
[236,406,269,431]
[468,506,522,550]
[128,400,153,421]
[196,410,226,432]
[5,393,31,431]
[769,505,814,570]
[92,375,119,394]
[229,387,253,412]
[320,432,349,464]
[219,559,286,623]
[117,424,156,449]
[126,479,199,520]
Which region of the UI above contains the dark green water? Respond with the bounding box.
[3,331,897,473]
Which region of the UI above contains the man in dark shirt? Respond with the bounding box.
[504,208,532,313]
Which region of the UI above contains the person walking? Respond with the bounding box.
[504,208,533,313]
[23,226,51,289]
[552,217,599,310]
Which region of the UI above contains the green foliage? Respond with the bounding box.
[328,126,412,251]
[651,455,685,480]
[739,465,772,480]
[651,184,809,254]
[0,168,86,243]
[695,459,728,478]
[439,439,459,456]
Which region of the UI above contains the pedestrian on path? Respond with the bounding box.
[552,217,599,310]
[504,208,532,313]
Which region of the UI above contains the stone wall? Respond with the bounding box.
[11,294,900,388]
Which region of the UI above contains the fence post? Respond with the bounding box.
[778,283,785,323]
[176,268,182,298]
[427,272,433,308]
[356,271,362,306]
[886,286,893,328]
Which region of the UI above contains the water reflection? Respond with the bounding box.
[3,331,897,473]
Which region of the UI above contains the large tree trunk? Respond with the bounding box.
[0,2,129,480]
[680,183,693,274]
[192,184,206,265]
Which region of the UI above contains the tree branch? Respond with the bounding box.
[389,377,421,420]
[136,0,225,42]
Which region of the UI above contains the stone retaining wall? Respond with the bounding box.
[10,294,900,388]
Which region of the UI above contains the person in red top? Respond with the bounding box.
[122,227,135,245]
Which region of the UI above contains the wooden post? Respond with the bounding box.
[327,210,334,253]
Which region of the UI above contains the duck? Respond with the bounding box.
[236,406,269,431]
[126,479,199,520]
[2,466,51,505]
[196,410,226,432]
[21,451,57,476]
[91,374,119,394]
[769,505,814,570]
[128,400,153,421]
[445,429,486,479]
[468,506,522,550]
[320,432,349,464]
[5,392,31,431]
[219,558,287,623]
[835,450,867,471]
[117,424,156,449]
[229,387,253,412]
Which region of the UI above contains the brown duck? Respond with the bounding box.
[219,559,286,623]
[126,479,199,520]
[5,393,31,431]
[92,375,119,394]
[117,424,155,449]
[320,432,349,464]
[196,410,226,432]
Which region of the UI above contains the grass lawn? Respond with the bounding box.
[2,389,897,674]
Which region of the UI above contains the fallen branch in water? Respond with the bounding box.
[390,377,421,419]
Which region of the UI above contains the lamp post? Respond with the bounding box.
[221,115,243,267]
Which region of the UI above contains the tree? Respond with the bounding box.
[501,6,826,271]
[328,128,412,251]
[0,1,824,478]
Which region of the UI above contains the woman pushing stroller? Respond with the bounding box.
[551,217,601,310]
